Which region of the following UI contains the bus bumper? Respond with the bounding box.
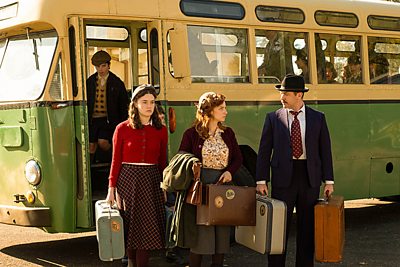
[0,205,51,227]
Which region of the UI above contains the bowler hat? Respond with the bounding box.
[275,74,309,92]
[91,50,111,66]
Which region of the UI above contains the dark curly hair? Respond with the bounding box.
[128,85,163,130]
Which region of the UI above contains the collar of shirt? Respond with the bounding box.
[287,105,305,115]
[209,127,224,138]
[97,73,109,86]
[143,120,153,126]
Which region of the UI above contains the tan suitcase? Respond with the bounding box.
[196,184,256,226]
[314,195,345,262]
[235,196,286,254]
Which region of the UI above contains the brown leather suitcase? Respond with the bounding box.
[314,195,345,263]
[196,184,256,226]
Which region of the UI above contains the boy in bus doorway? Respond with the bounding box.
[86,50,129,163]
[256,74,334,267]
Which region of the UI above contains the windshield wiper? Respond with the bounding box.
[26,27,39,70]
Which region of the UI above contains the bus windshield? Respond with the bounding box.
[0,30,57,101]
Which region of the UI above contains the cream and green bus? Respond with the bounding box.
[1,0,400,232]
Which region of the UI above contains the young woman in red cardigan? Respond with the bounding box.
[179,92,243,267]
[106,84,167,267]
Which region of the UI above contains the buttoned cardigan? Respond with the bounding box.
[179,126,243,176]
[108,120,168,187]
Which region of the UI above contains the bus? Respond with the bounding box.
[1,0,400,233]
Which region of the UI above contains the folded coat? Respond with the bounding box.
[161,152,200,248]
[161,152,200,192]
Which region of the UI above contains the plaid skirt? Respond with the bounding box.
[116,164,165,250]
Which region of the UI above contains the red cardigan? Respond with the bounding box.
[179,126,243,176]
[108,120,168,187]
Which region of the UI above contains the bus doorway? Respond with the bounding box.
[85,22,151,205]
[69,19,153,228]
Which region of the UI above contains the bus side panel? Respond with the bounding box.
[224,103,268,152]
[0,108,32,206]
[31,105,76,232]
[370,103,400,197]
[313,104,371,199]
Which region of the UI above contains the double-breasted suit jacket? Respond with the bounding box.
[256,106,334,187]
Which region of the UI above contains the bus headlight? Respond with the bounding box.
[25,160,41,186]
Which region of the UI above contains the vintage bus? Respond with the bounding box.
[1,0,400,233]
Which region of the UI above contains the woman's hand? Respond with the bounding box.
[218,171,232,184]
[192,161,202,179]
[106,187,116,206]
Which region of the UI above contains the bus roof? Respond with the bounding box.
[0,0,399,37]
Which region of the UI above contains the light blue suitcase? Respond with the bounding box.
[235,196,287,254]
[95,200,125,261]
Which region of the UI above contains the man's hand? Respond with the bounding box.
[324,184,334,198]
[256,184,269,196]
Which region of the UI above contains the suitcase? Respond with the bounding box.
[235,195,287,254]
[95,200,125,261]
[314,195,345,263]
[196,184,256,226]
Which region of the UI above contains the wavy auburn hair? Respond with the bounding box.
[128,85,163,130]
[194,92,226,139]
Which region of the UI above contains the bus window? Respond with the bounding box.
[316,33,362,84]
[49,55,64,100]
[150,28,160,86]
[255,6,304,24]
[86,25,129,41]
[0,30,57,101]
[256,30,307,83]
[187,25,249,83]
[315,10,358,28]
[368,36,400,84]
[368,15,400,32]
[138,28,149,85]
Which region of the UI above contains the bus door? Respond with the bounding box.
[68,16,92,229]
[85,21,149,194]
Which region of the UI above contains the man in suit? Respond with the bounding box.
[256,74,334,267]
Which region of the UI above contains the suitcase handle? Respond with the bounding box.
[317,193,332,204]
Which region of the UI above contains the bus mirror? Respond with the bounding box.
[169,24,190,78]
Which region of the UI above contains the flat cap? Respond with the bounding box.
[91,50,111,66]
